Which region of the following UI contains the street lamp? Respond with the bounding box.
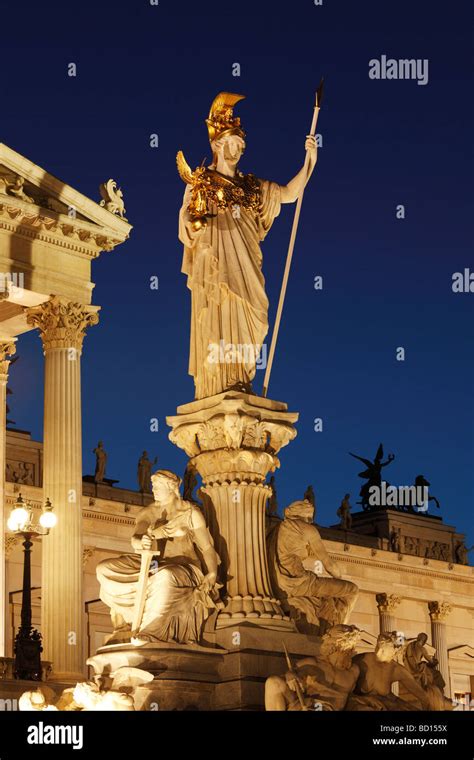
[7,493,57,680]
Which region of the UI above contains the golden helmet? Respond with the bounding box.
[205,92,246,144]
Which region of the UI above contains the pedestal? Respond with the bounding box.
[88,625,322,711]
[167,391,298,629]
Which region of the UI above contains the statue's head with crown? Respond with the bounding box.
[206,92,246,169]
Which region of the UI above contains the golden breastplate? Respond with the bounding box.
[188,168,261,229]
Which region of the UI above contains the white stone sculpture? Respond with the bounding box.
[99,179,127,219]
[268,499,358,634]
[96,469,221,645]
[177,92,317,399]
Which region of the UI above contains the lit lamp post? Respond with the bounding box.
[7,493,57,680]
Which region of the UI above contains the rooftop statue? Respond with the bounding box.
[93,440,107,483]
[349,443,395,511]
[99,179,127,220]
[137,451,157,494]
[337,493,352,530]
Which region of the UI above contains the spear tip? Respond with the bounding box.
[315,77,324,108]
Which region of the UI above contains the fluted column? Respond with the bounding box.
[428,601,452,698]
[376,592,401,634]
[200,469,282,621]
[167,393,298,629]
[26,296,99,680]
[0,339,16,656]
[376,592,402,695]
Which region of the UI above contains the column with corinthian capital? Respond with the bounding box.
[26,296,99,680]
[376,592,402,696]
[376,592,401,634]
[0,339,16,656]
[428,601,452,698]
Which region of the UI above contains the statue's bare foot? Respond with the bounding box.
[131,634,153,647]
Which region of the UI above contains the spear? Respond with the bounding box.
[262,80,324,398]
[283,641,308,711]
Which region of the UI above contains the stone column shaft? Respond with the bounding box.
[429,601,452,698]
[376,593,402,695]
[27,296,99,680]
[0,339,16,657]
[201,480,280,619]
[376,593,401,634]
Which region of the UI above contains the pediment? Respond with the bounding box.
[0,143,131,240]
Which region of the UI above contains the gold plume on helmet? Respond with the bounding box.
[205,92,246,143]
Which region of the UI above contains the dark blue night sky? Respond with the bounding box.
[1,0,472,543]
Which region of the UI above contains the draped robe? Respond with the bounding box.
[96,503,219,644]
[268,517,358,633]
[179,176,281,399]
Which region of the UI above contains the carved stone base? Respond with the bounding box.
[88,642,224,711]
[166,391,298,629]
[88,627,322,710]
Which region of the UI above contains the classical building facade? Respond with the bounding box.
[0,143,131,681]
[2,428,473,707]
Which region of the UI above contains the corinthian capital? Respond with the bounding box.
[25,295,100,352]
[376,593,402,614]
[428,601,452,622]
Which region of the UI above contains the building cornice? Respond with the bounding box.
[0,201,125,257]
[328,546,474,584]
[0,142,132,240]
